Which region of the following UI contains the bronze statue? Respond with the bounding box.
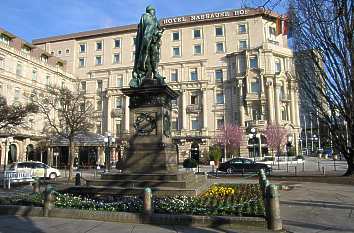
[130,5,165,88]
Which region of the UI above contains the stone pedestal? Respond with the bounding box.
[119,79,179,173]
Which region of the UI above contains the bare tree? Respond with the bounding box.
[290,0,354,175]
[34,86,97,180]
[264,123,289,157]
[0,96,37,130]
[216,123,244,158]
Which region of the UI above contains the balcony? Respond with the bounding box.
[111,108,124,118]
[186,104,202,113]
[245,120,266,128]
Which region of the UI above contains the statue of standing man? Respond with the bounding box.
[130,5,165,88]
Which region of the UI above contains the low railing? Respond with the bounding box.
[1,170,34,189]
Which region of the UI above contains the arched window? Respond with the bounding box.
[275,59,281,74]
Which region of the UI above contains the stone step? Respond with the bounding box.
[100,172,195,181]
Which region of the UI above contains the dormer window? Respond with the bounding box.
[41,54,48,63]
[22,45,31,54]
[56,62,64,69]
[0,34,10,45]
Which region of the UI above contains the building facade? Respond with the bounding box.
[31,7,300,162]
[0,28,76,167]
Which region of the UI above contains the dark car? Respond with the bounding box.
[218,158,272,174]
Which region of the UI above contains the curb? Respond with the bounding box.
[0,205,266,227]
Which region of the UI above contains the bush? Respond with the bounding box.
[198,156,209,165]
[208,145,222,162]
[183,158,197,168]
[287,148,296,157]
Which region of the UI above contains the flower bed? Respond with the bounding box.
[0,184,264,217]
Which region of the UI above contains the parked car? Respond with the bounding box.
[218,157,272,174]
[8,161,61,179]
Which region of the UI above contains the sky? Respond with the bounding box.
[0,0,287,43]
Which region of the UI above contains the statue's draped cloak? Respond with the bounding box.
[134,13,159,73]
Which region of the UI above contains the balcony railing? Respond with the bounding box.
[245,120,266,127]
[186,104,202,113]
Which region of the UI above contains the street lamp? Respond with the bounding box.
[248,128,257,161]
[1,137,13,171]
[104,132,116,173]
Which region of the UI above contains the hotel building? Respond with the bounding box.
[0,28,75,166]
[1,7,300,165]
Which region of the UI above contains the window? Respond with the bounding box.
[96,41,103,51]
[80,103,85,112]
[216,92,224,104]
[41,55,48,63]
[116,121,122,136]
[250,56,258,69]
[96,122,102,134]
[171,69,178,82]
[46,75,50,86]
[79,58,85,67]
[171,99,177,106]
[172,47,180,57]
[97,80,103,91]
[80,81,86,93]
[114,39,121,48]
[58,50,62,56]
[22,46,31,54]
[216,42,224,53]
[282,107,288,121]
[14,88,20,102]
[275,59,281,73]
[0,56,4,69]
[251,80,260,93]
[51,51,54,55]
[172,31,180,41]
[239,24,247,34]
[116,77,123,87]
[215,26,224,37]
[191,95,198,105]
[32,70,37,81]
[191,118,199,130]
[96,100,102,111]
[16,63,22,76]
[215,69,223,82]
[79,43,86,53]
[133,37,137,46]
[239,40,247,49]
[95,55,102,65]
[252,105,261,120]
[66,49,70,54]
[0,34,10,45]
[115,96,122,108]
[194,44,202,55]
[113,53,120,64]
[269,27,276,37]
[239,55,246,73]
[217,117,224,129]
[172,120,178,130]
[190,68,198,81]
[193,29,201,39]
[61,81,65,88]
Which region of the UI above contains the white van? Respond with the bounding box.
[9,161,61,179]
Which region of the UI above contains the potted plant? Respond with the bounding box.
[208,145,222,167]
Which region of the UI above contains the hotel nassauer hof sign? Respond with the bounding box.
[161,9,249,25]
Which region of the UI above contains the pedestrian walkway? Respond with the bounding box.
[0,216,278,233]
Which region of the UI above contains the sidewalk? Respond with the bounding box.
[0,216,279,233]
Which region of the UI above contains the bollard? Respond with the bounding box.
[295,166,297,176]
[286,162,289,172]
[43,186,55,217]
[265,184,282,231]
[75,173,81,186]
[143,187,152,215]
[32,181,40,193]
[318,161,320,171]
[322,166,325,176]
[262,179,270,200]
[302,162,305,172]
[334,160,336,171]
